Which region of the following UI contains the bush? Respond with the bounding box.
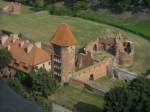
[0,48,12,70]
[31,68,57,98]
[34,96,52,112]
[47,5,75,16]
[103,77,150,112]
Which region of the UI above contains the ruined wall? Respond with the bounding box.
[73,58,114,82]
[77,51,93,68]
[116,38,134,66]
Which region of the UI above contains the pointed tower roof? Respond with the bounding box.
[50,24,76,47]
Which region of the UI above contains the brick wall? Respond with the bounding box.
[61,45,76,82]
[73,58,114,82]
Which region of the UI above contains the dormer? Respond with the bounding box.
[35,41,41,48]
[25,40,30,44]
[25,44,33,53]
[0,35,8,45]
[19,41,24,47]
[10,34,19,43]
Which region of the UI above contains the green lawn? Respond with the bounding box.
[95,76,125,92]
[80,9,150,40]
[0,1,150,74]
[49,85,104,112]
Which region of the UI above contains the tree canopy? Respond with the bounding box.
[103,77,150,112]
[8,0,150,12]
[0,48,12,70]
[30,68,57,98]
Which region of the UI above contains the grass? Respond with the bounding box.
[79,9,150,40]
[95,76,125,92]
[49,85,104,112]
[93,51,112,61]
[0,1,150,74]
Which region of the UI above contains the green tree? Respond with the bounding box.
[103,77,150,112]
[31,68,57,98]
[34,0,45,9]
[0,48,12,70]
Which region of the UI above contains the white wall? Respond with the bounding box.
[36,60,51,72]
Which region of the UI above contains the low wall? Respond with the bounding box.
[73,58,113,82]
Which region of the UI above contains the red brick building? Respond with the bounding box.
[50,24,76,82]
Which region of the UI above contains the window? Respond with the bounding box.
[48,62,51,65]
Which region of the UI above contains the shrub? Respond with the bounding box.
[31,68,57,98]
[47,5,74,16]
[34,96,52,112]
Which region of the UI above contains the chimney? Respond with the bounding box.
[35,41,41,48]
[1,35,8,45]
[25,44,33,53]
[25,40,30,44]
[10,34,19,43]
[19,41,24,47]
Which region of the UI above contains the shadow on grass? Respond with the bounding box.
[74,101,102,112]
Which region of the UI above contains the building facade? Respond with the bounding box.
[50,24,76,82]
[0,34,51,76]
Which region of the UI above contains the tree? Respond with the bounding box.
[34,0,45,9]
[0,48,12,70]
[103,77,150,112]
[31,68,57,98]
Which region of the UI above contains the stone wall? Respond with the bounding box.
[73,58,114,82]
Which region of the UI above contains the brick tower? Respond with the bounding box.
[50,24,76,83]
[115,33,134,66]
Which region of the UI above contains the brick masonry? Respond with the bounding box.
[73,58,115,82]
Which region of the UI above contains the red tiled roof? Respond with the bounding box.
[51,24,76,46]
[9,40,50,65]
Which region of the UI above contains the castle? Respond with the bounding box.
[50,24,134,83]
[0,24,134,83]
